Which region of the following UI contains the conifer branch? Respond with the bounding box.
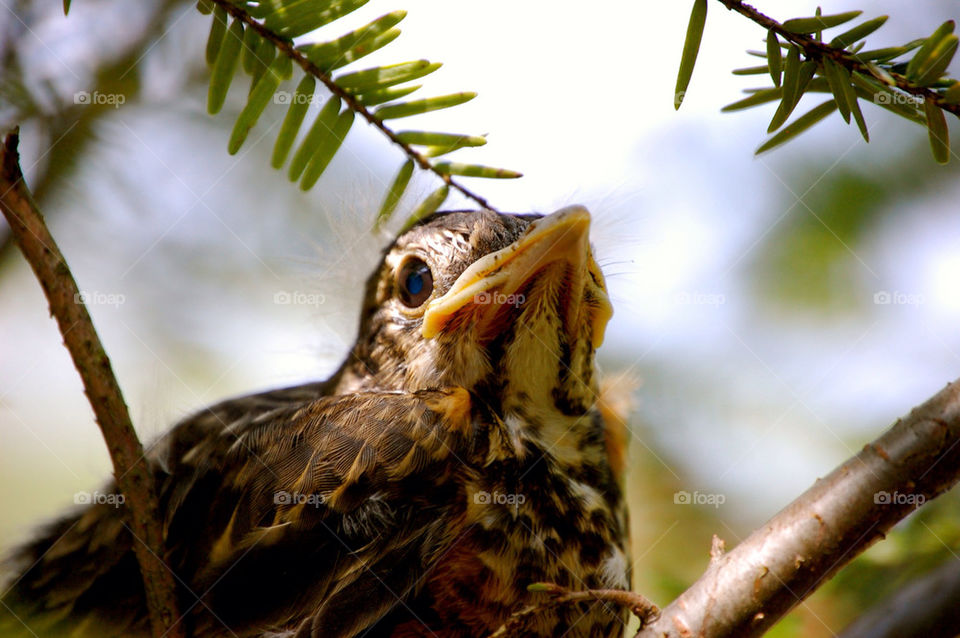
[717,0,960,117]
[211,0,501,213]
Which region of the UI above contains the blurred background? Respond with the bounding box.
[1,0,959,635]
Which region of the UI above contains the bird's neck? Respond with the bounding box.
[477,324,603,461]
[331,322,603,460]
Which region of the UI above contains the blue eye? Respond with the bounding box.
[406,271,424,295]
[397,258,433,307]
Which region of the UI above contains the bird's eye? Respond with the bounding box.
[397,258,434,308]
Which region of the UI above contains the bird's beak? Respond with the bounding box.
[421,206,613,348]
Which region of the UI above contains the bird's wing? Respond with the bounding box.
[2,386,481,638]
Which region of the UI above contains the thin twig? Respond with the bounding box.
[489,583,659,637]
[211,0,501,213]
[0,129,185,638]
[717,0,960,117]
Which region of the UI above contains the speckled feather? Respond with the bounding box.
[1,209,629,638]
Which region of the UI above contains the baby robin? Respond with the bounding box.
[1,206,630,637]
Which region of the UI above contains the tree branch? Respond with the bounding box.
[717,0,960,118]
[838,556,960,638]
[635,377,960,638]
[0,129,185,638]
[489,583,659,637]
[210,0,501,213]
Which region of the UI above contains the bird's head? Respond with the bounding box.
[336,206,612,417]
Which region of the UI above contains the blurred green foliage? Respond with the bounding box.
[752,139,960,312]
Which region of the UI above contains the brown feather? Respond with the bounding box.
[2,209,630,638]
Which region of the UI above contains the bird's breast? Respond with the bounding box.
[409,408,630,637]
